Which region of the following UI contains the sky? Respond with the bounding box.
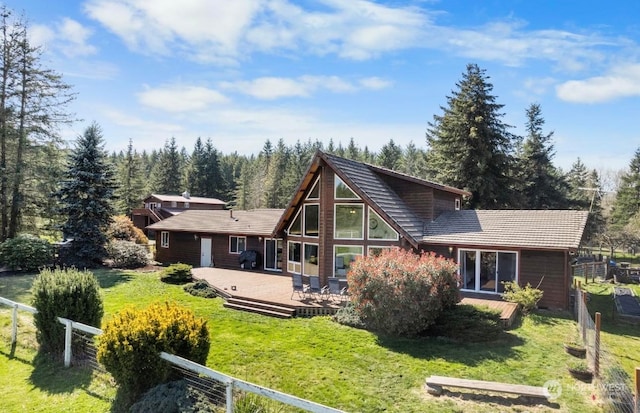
[5,0,640,176]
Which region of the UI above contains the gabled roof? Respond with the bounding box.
[422,210,589,250]
[146,194,226,205]
[147,209,284,236]
[273,151,470,246]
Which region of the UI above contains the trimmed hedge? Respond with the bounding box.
[0,234,53,271]
[96,302,210,404]
[160,263,193,284]
[31,268,103,354]
[348,248,459,337]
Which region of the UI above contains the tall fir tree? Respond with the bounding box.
[515,103,568,209]
[56,123,116,268]
[565,158,591,210]
[401,141,428,178]
[151,137,182,194]
[377,139,402,170]
[610,148,640,229]
[426,63,517,208]
[115,139,146,215]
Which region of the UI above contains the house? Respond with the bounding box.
[149,151,588,310]
[271,151,588,310]
[131,192,227,236]
[147,209,284,270]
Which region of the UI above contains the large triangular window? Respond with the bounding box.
[367,208,398,241]
[288,210,302,236]
[307,177,320,200]
[334,176,359,200]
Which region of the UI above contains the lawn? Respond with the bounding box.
[0,269,618,412]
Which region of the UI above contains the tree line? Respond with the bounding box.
[3,6,640,255]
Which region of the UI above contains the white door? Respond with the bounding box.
[200,237,212,267]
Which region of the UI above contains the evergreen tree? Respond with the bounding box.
[346,137,360,161]
[151,137,182,194]
[565,158,591,210]
[584,169,606,242]
[426,63,517,208]
[610,148,640,229]
[115,139,146,215]
[401,141,428,178]
[57,123,116,268]
[377,139,402,170]
[515,103,568,209]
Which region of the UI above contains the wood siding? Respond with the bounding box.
[520,250,568,309]
[433,192,459,218]
[377,175,434,220]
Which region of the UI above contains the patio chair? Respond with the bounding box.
[308,275,329,301]
[328,277,349,302]
[291,274,308,300]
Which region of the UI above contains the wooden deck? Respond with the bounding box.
[193,267,519,324]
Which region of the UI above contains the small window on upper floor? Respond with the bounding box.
[334,176,359,200]
[455,198,461,210]
[184,202,190,209]
[171,201,177,208]
[307,177,320,200]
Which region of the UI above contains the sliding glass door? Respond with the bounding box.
[459,249,517,294]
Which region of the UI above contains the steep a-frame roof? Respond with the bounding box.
[272,151,470,246]
[422,210,589,250]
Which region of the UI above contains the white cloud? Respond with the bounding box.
[220,75,390,100]
[137,85,229,112]
[556,63,640,103]
[29,19,97,58]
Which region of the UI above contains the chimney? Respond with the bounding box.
[182,191,190,199]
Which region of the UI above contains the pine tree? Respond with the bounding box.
[377,139,402,170]
[610,148,640,229]
[151,137,182,194]
[115,139,147,215]
[401,141,428,178]
[57,123,116,268]
[515,103,567,209]
[565,158,591,210]
[426,63,517,208]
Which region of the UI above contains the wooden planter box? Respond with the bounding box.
[567,366,593,382]
[564,343,586,358]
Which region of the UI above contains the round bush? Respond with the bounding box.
[160,263,193,284]
[129,379,219,413]
[0,234,53,271]
[348,248,459,337]
[106,240,150,268]
[184,281,218,298]
[107,215,149,244]
[97,302,210,402]
[32,267,104,354]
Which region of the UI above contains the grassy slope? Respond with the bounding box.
[0,270,614,412]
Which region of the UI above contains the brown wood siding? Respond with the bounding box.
[377,175,434,220]
[433,192,459,217]
[185,203,225,210]
[520,250,568,309]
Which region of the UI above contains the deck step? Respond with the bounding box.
[223,297,296,318]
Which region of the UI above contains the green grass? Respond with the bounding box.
[0,269,616,412]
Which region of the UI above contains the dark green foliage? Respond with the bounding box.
[426,63,518,208]
[106,240,149,269]
[332,303,366,329]
[151,137,183,194]
[97,302,210,405]
[160,263,193,284]
[0,234,53,271]
[502,281,543,314]
[610,147,640,229]
[183,280,218,298]
[377,139,402,170]
[426,305,503,342]
[129,380,219,413]
[31,267,104,354]
[186,137,226,199]
[114,139,147,216]
[56,123,116,268]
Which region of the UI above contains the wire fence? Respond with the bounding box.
[573,288,638,412]
[0,295,344,413]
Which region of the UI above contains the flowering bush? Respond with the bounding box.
[107,215,148,244]
[347,248,459,337]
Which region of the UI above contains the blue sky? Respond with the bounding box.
[6,0,640,176]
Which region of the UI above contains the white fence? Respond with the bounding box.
[0,296,345,413]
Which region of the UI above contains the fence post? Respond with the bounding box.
[594,312,601,378]
[581,291,587,344]
[584,263,588,284]
[63,319,72,368]
[11,303,18,345]
[226,380,234,413]
[635,367,640,413]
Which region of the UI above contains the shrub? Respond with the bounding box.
[348,248,459,337]
[129,380,219,413]
[502,281,543,314]
[426,304,503,342]
[32,268,103,354]
[97,302,210,403]
[332,302,366,329]
[0,234,54,271]
[184,280,218,298]
[106,240,150,268]
[107,215,148,244]
[161,263,193,284]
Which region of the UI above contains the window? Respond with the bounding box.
[287,241,301,274]
[303,243,319,276]
[367,208,398,240]
[334,176,359,199]
[459,249,517,294]
[307,177,320,200]
[229,236,246,254]
[455,198,461,210]
[304,204,319,237]
[171,201,177,207]
[184,202,190,209]
[334,245,363,277]
[288,210,302,236]
[160,231,169,248]
[368,246,392,257]
[334,204,364,239]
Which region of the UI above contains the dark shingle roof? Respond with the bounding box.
[147,209,284,236]
[148,194,226,205]
[422,210,589,250]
